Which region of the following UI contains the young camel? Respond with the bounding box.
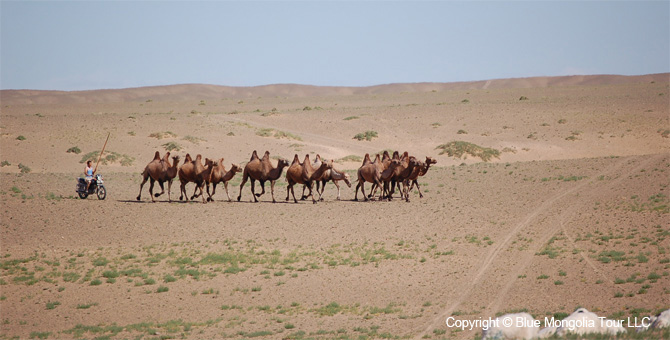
[316,167,352,201]
[178,154,209,203]
[354,156,401,201]
[407,156,437,198]
[285,154,332,204]
[237,150,289,203]
[205,158,242,202]
[137,151,180,202]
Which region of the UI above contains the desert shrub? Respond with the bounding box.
[435,141,500,162]
[457,129,468,134]
[67,146,81,154]
[337,155,363,163]
[255,128,302,141]
[79,151,134,166]
[558,119,567,124]
[353,131,378,141]
[149,131,177,139]
[343,116,359,121]
[658,129,670,138]
[16,135,26,141]
[18,163,31,173]
[519,96,529,100]
[1,160,10,167]
[461,99,469,103]
[182,136,205,145]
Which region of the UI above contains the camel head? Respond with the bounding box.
[277,158,290,168]
[171,155,180,164]
[343,172,352,188]
[409,157,420,168]
[426,156,437,165]
[230,163,242,173]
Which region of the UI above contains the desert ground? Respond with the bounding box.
[1,74,669,339]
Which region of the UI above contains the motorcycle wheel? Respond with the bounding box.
[78,191,88,199]
[97,186,107,200]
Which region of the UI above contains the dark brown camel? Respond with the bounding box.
[137,151,180,202]
[178,154,209,203]
[237,150,289,203]
[285,154,332,204]
[407,156,437,198]
[354,155,401,201]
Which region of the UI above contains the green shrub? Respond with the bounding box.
[436,141,500,162]
[353,131,378,141]
[16,135,26,141]
[162,142,182,152]
[67,146,81,154]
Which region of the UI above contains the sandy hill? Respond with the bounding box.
[1,73,668,105]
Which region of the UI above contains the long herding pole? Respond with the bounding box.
[94,132,110,174]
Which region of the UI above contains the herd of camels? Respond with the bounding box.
[136,149,437,204]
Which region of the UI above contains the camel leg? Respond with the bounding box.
[285,182,291,201]
[155,180,165,198]
[360,182,369,202]
[300,185,307,200]
[237,174,248,202]
[190,183,199,200]
[310,181,318,204]
[199,182,206,203]
[179,181,188,201]
[333,181,340,200]
[149,178,156,202]
[368,183,376,199]
[255,180,266,198]
[250,179,258,202]
[137,175,149,201]
[270,180,277,203]
[317,180,326,201]
[413,180,424,198]
[208,182,217,202]
[375,179,384,201]
[289,182,298,203]
[223,182,232,202]
[167,179,173,202]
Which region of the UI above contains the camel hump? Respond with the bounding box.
[392,151,400,159]
[153,151,161,161]
[262,151,270,161]
[291,154,300,165]
[373,154,381,163]
[303,154,310,164]
[250,150,259,161]
[184,153,193,163]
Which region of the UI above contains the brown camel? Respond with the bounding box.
[407,156,438,198]
[237,150,289,203]
[178,154,209,203]
[137,151,180,202]
[285,154,332,204]
[205,158,242,202]
[354,156,401,201]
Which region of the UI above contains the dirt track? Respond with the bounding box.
[1,75,669,339]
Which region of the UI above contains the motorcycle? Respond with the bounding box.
[76,174,107,200]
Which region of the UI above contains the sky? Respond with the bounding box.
[1,1,668,91]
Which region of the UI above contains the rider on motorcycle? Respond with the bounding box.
[85,160,96,191]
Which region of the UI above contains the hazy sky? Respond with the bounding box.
[1,1,668,91]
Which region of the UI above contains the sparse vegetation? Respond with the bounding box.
[353,130,378,141]
[435,141,500,162]
[16,135,26,141]
[79,151,134,166]
[343,116,359,121]
[255,128,302,141]
[66,146,81,154]
[149,131,177,139]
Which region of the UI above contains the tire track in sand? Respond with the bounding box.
[414,154,665,339]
